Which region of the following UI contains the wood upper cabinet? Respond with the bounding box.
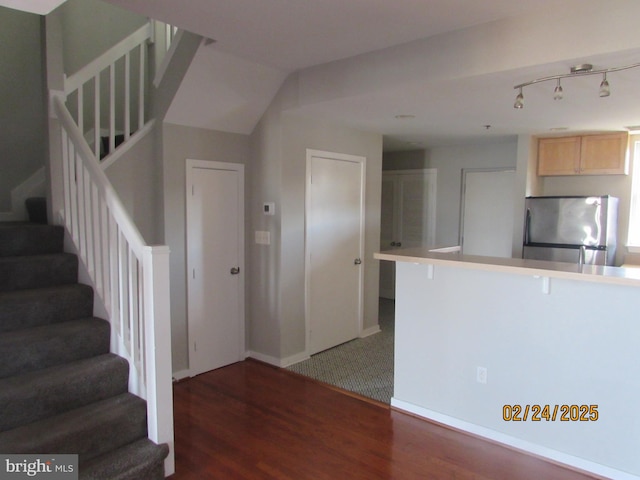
[538,132,629,176]
[580,133,629,174]
[538,136,581,175]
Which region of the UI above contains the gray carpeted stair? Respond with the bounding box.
[0,393,148,458]
[0,284,94,333]
[81,438,170,480]
[0,253,78,292]
[0,223,63,257]
[0,221,168,479]
[0,353,129,431]
[0,317,110,378]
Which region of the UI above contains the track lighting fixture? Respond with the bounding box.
[513,61,640,108]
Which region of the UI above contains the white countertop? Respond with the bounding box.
[374,246,640,287]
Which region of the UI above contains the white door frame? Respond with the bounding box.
[304,149,366,356]
[185,159,245,375]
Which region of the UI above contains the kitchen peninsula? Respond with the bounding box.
[375,247,640,480]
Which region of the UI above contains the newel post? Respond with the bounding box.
[142,245,174,475]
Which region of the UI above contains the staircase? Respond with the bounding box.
[0,216,168,479]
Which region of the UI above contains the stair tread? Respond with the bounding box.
[80,438,168,480]
[0,224,63,256]
[0,393,148,461]
[0,317,110,378]
[0,253,78,292]
[0,284,94,333]
[0,353,129,432]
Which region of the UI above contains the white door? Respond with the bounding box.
[186,160,244,376]
[379,170,437,299]
[306,150,365,355]
[460,169,515,258]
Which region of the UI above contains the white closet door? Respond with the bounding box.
[186,160,245,376]
[461,169,515,258]
[306,150,365,355]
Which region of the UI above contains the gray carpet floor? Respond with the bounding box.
[286,298,394,404]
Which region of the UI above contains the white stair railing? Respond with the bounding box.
[64,23,151,161]
[53,95,174,475]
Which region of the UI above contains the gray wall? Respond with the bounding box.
[249,73,383,363]
[382,149,429,171]
[103,128,160,245]
[162,122,250,373]
[0,6,46,212]
[60,0,147,75]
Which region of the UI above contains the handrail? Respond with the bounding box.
[54,97,146,255]
[52,95,174,474]
[63,22,152,161]
[64,23,151,94]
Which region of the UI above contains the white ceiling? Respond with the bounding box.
[104,0,597,71]
[0,0,65,14]
[101,0,640,150]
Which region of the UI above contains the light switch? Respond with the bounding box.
[255,231,271,245]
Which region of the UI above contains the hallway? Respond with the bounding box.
[286,298,395,403]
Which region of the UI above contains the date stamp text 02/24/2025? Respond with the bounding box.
[502,405,598,422]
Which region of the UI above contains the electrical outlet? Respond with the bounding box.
[476,366,487,384]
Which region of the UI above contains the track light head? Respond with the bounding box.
[599,73,610,97]
[553,79,563,100]
[514,88,524,109]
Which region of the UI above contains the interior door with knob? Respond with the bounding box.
[379,169,437,299]
[306,150,365,355]
[186,159,244,376]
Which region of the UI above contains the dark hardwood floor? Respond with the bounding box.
[170,360,600,480]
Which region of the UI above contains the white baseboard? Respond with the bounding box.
[360,324,381,338]
[391,398,638,480]
[172,369,191,381]
[246,351,282,367]
[247,350,311,368]
[279,351,311,367]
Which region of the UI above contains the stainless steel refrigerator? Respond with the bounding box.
[522,195,619,266]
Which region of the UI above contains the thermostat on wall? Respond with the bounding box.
[263,202,275,215]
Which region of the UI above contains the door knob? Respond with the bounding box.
[354,258,362,265]
[390,241,396,246]
[230,267,240,275]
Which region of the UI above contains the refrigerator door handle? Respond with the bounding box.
[578,245,586,271]
[524,208,531,245]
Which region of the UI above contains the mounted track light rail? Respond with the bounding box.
[513,62,640,108]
